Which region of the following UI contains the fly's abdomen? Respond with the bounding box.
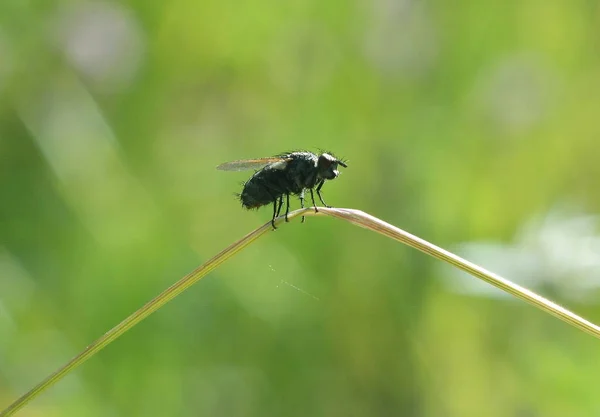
[240,170,287,209]
[240,181,273,208]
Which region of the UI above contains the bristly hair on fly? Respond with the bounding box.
[316,148,348,165]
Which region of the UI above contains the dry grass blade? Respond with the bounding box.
[318,207,600,339]
[2,206,599,416]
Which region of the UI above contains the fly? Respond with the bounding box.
[217,151,348,229]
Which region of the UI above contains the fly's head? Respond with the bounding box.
[316,153,348,181]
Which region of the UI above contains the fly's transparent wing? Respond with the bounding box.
[216,157,290,171]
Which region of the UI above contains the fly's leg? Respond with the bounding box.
[276,195,284,217]
[271,199,278,230]
[316,180,331,208]
[285,193,290,222]
[269,193,283,230]
[299,190,306,223]
[310,188,318,213]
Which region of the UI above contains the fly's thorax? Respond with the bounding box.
[282,153,318,190]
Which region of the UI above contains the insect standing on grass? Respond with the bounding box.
[217,151,348,229]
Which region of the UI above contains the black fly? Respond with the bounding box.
[217,151,348,229]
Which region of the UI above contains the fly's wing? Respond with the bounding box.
[216,157,291,171]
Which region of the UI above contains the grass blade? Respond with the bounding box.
[2,207,599,416]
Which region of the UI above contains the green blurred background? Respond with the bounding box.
[2,0,600,416]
